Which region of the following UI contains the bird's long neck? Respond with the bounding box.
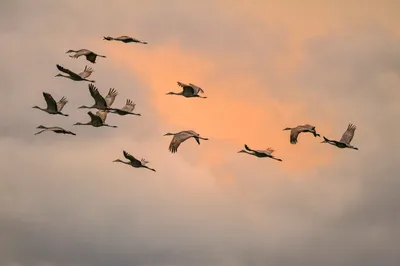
[283,127,292,131]
[170,92,182,95]
[239,150,254,155]
[84,79,95,82]
[114,159,129,164]
[34,106,46,112]
[75,122,90,126]
[198,136,208,140]
[97,55,106,58]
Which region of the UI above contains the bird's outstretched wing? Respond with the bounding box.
[289,127,303,144]
[188,83,204,94]
[244,144,254,152]
[177,81,189,88]
[86,53,97,63]
[56,97,68,111]
[121,99,136,112]
[140,158,149,165]
[339,123,356,145]
[123,150,140,164]
[168,132,193,153]
[177,81,195,95]
[182,130,200,144]
[95,110,108,123]
[56,64,81,79]
[169,137,183,153]
[78,66,94,79]
[104,88,118,107]
[264,147,275,155]
[88,83,107,108]
[88,111,103,124]
[52,127,76,135]
[119,36,133,40]
[42,92,57,111]
[301,124,315,130]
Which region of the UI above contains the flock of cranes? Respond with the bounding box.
[33,35,359,173]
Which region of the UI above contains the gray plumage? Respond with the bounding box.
[103,36,147,44]
[73,110,117,128]
[113,150,156,172]
[163,130,209,153]
[108,99,141,116]
[66,49,106,63]
[321,123,359,150]
[32,92,69,116]
[78,83,118,110]
[55,64,95,82]
[166,82,207,98]
[283,124,320,144]
[238,144,283,162]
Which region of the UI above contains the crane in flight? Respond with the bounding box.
[238,144,283,162]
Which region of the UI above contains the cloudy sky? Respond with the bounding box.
[1,0,400,265]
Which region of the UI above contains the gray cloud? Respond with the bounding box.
[1,1,400,266]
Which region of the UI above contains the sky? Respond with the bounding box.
[1,0,400,265]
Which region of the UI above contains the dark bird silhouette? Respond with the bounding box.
[283,124,320,144]
[103,36,147,44]
[163,130,209,153]
[34,125,76,136]
[321,123,359,150]
[113,150,156,172]
[55,64,95,82]
[32,92,69,116]
[166,82,207,98]
[238,144,283,161]
[66,49,106,64]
